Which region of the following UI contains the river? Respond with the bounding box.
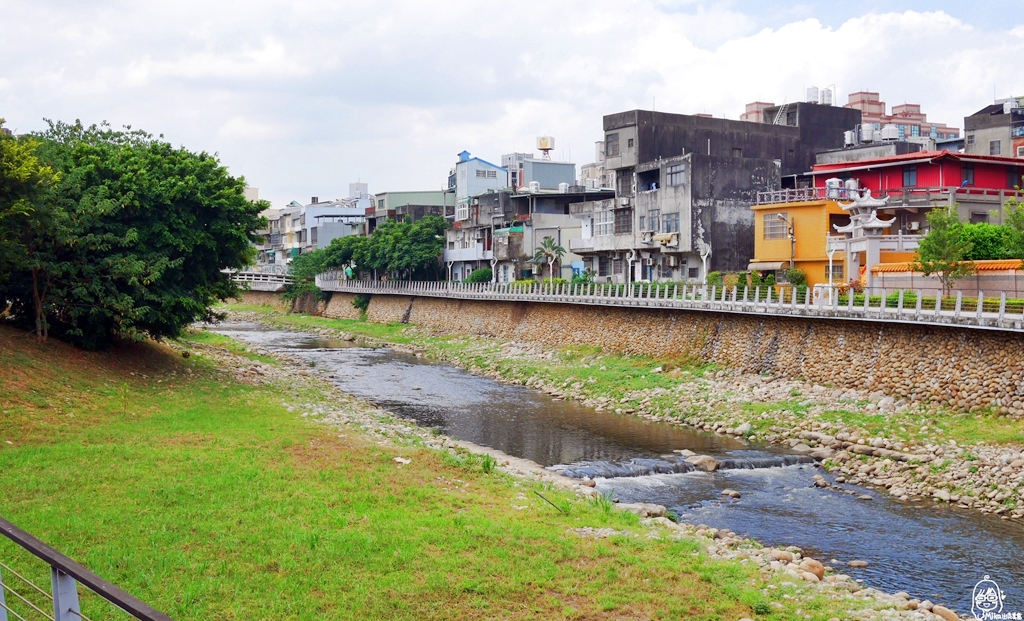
[213,321,1024,613]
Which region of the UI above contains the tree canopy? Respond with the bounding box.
[323,215,447,279]
[0,120,266,349]
[911,208,976,297]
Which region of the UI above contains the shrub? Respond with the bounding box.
[465,267,492,283]
[764,273,776,286]
[706,271,723,286]
[785,268,807,287]
[352,294,371,313]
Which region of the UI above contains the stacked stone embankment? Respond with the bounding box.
[239,290,293,312]
[356,294,1024,417]
[323,292,364,320]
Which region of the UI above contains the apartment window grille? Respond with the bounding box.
[990,140,1002,156]
[829,264,844,281]
[763,212,788,240]
[598,256,610,276]
[475,169,486,178]
[732,147,742,157]
[687,267,699,279]
[606,133,620,157]
[627,138,634,149]
[617,169,633,196]
[775,269,789,284]
[311,227,318,245]
[647,209,660,232]
[594,210,614,236]
[613,259,623,275]
[614,209,632,234]
[962,164,975,185]
[902,165,917,187]
[966,134,976,146]
[663,212,680,233]
[638,216,645,231]
[666,164,686,186]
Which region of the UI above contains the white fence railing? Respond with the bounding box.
[314,273,1024,333]
[229,269,293,292]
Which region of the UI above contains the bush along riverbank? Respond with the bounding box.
[226,303,1024,525]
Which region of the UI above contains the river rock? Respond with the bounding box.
[735,422,752,434]
[685,455,719,471]
[771,550,794,563]
[721,489,741,499]
[791,443,813,453]
[811,448,836,460]
[1011,459,1024,469]
[848,560,869,568]
[674,449,696,457]
[799,571,820,583]
[617,502,668,518]
[933,489,951,502]
[931,605,958,621]
[800,558,825,580]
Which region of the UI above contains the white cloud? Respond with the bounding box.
[1,1,1022,207]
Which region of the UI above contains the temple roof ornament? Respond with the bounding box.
[833,188,895,236]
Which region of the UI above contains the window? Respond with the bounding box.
[613,259,623,275]
[614,209,633,234]
[627,138,634,149]
[902,165,917,187]
[687,267,699,279]
[606,133,620,157]
[962,164,975,185]
[476,169,486,178]
[617,169,633,196]
[598,256,611,276]
[966,134,975,146]
[475,169,497,179]
[594,210,614,236]
[647,209,660,232]
[970,212,990,224]
[663,212,680,233]
[775,269,789,284]
[732,147,743,157]
[1018,147,1024,159]
[1010,167,1022,189]
[829,264,844,281]
[378,199,384,209]
[787,149,795,159]
[991,140,1002,156]
[310,227,318,244]
[638,216,645,231]
[666,164,686,186]
[911,125,921,137]
[763,212,788,240]
[456,203,470,221]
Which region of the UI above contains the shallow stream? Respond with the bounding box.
[213,322,1024,612]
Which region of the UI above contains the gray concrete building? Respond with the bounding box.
[570,104,860,282]
[965,96,1024,160]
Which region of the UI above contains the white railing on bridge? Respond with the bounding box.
[228,268,293,292]
[314,273,1024,333]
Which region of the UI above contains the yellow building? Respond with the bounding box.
[749,199,849,287]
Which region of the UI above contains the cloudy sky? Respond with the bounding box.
[3,1,1023,207]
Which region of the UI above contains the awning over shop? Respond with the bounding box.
[747,261,787,271]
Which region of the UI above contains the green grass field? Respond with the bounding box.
[0,324,864,620]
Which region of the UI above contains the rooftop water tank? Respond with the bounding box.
[528,181,541,193]
[825,178,843,199]
[558,182,569,194]
[860,125,875,143]
[844,130,856,147]
[820,87,833,106]
[806,86,819,104]
[881,124,900,141]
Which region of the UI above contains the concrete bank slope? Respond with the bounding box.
[318,291,1024,419]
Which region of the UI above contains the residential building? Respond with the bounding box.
[964,96,1024,160]
[502,151,577,191]
[844,91,960,140]
[365,190,453,234]
[568,104,859,283]
[444,151,509,279]
[256,184,371,265]
[740,101,775,124]
[748,150,1024,288]
[579,141,614,189]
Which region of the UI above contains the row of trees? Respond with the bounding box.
[0,120,265,349]
[284,216,447,300]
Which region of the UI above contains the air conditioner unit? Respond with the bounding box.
[644,258,654,265]
[908,221,920,231]
[641,231,654,244]
[619,197,631,206]
[667,256,679,267]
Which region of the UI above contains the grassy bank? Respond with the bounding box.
[0,324,869,620]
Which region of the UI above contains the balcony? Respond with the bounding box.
[444,244,493,262]
[569,237,594,251]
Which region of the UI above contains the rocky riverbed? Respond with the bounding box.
[208,310,1011,619]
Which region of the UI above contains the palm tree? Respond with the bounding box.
[533,237,566,287]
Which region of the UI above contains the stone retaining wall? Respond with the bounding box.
[394,296,1024,416]
[323,293,364,320]
[239,291,293,312]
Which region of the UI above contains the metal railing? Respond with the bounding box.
[228,268,293,292]
[314,274,1024,333]
[0,517,172,621]
[757,186,1024,206]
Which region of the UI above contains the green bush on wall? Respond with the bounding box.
[465,268,492,283]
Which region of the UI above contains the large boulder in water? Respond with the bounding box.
[685,455,719,471]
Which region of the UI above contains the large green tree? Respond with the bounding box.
[1,120,266,349]
[324,215,446,280]
[911,208,976,298]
